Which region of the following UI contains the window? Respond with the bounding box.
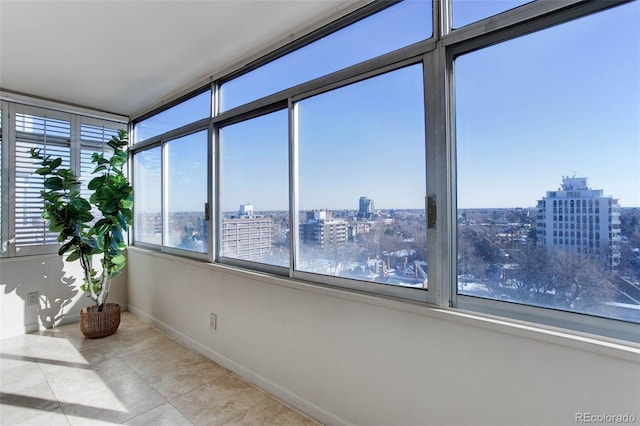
[296,65,427,294]
[133,146,162,245]
[165,131,208,253]
[13,110,71,255]
[220,110,289,267]
[452,0,532,29]
[134,90,211,142]
[0,103,125,257]
[125,0,638,341]
[221,1,432,111]
[455,0,639,324]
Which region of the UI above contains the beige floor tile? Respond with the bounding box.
[224,397,319,426]
[122,339,228,400]
[37,320,114,354]
[104,326,174,357]
[1,333,90,366]
[171,373,270,426]
[0,361,48,394]
[1,313,319,426]
[271,409,321,426]
[0,382,68,426]
[117,313,152,334]
[42,355,165,424]
[0,404,69,426]
[125,402,194,426]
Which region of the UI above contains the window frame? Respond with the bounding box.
[130,118,212,261]
[216,107,291,275]
[10,104,73,257]
[0,100,126,258]
[289,61,432,304]
[127,0,639,342]
[446,0,638,342]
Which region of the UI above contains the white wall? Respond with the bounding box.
[0,254,127,339]
[127,248,640,426]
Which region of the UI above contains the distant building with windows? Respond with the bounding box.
[358,196,375,219]
[536,177,621,268]
[222,204,273,262]
[300,209,348,248]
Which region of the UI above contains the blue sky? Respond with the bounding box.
[138,0,639,212]
[221,110,288,213]
[456,0,640,208]
[166,131,208,214]
[297,64,425,211]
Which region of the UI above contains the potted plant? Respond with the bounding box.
[30,129,132,338]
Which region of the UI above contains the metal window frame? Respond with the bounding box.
[288,60,431,304]
[124,0,639,342]
[445,0,638,342]
[130,124,211,261]
[215,106,291,275]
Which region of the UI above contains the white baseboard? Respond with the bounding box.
[127,304,350,426]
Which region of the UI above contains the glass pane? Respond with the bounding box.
[455,2,640,323]
[134,90,211,142]
[297,65,427,289]
[452,0,532,29]
[134,146,162,245]
[166,131,208,253]
[220,110,289,266]
[222,0,432,111]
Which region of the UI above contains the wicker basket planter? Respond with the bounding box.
[80,303,121,338]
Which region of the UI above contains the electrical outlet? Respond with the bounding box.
[210,313,217,330]
[27,292,39,306]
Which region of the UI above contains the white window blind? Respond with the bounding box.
[80,123,118,224]
[14,112,71,249]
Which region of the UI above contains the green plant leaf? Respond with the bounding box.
[69,197,91,211]
[29,147,43,159]
[50,157,62,169]
[66,250,80,262]
[58,241,75,256]
[88,176,105,190]
[44,177,63,190]
[111,254,126,264]
[118,199,133,209]
[93,164,108,174]
[111,262,126,274]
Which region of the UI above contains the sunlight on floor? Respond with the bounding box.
[0,312,318,425]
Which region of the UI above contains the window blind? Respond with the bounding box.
[14,112,71,248]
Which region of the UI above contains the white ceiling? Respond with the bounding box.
[0,0,365,118]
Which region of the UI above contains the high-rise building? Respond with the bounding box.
[300,209,348,248]
[358,196,375,219]
[536,177,621,268]
[222,204,273,262]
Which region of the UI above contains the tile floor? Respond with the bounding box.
[0,312,319,425]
